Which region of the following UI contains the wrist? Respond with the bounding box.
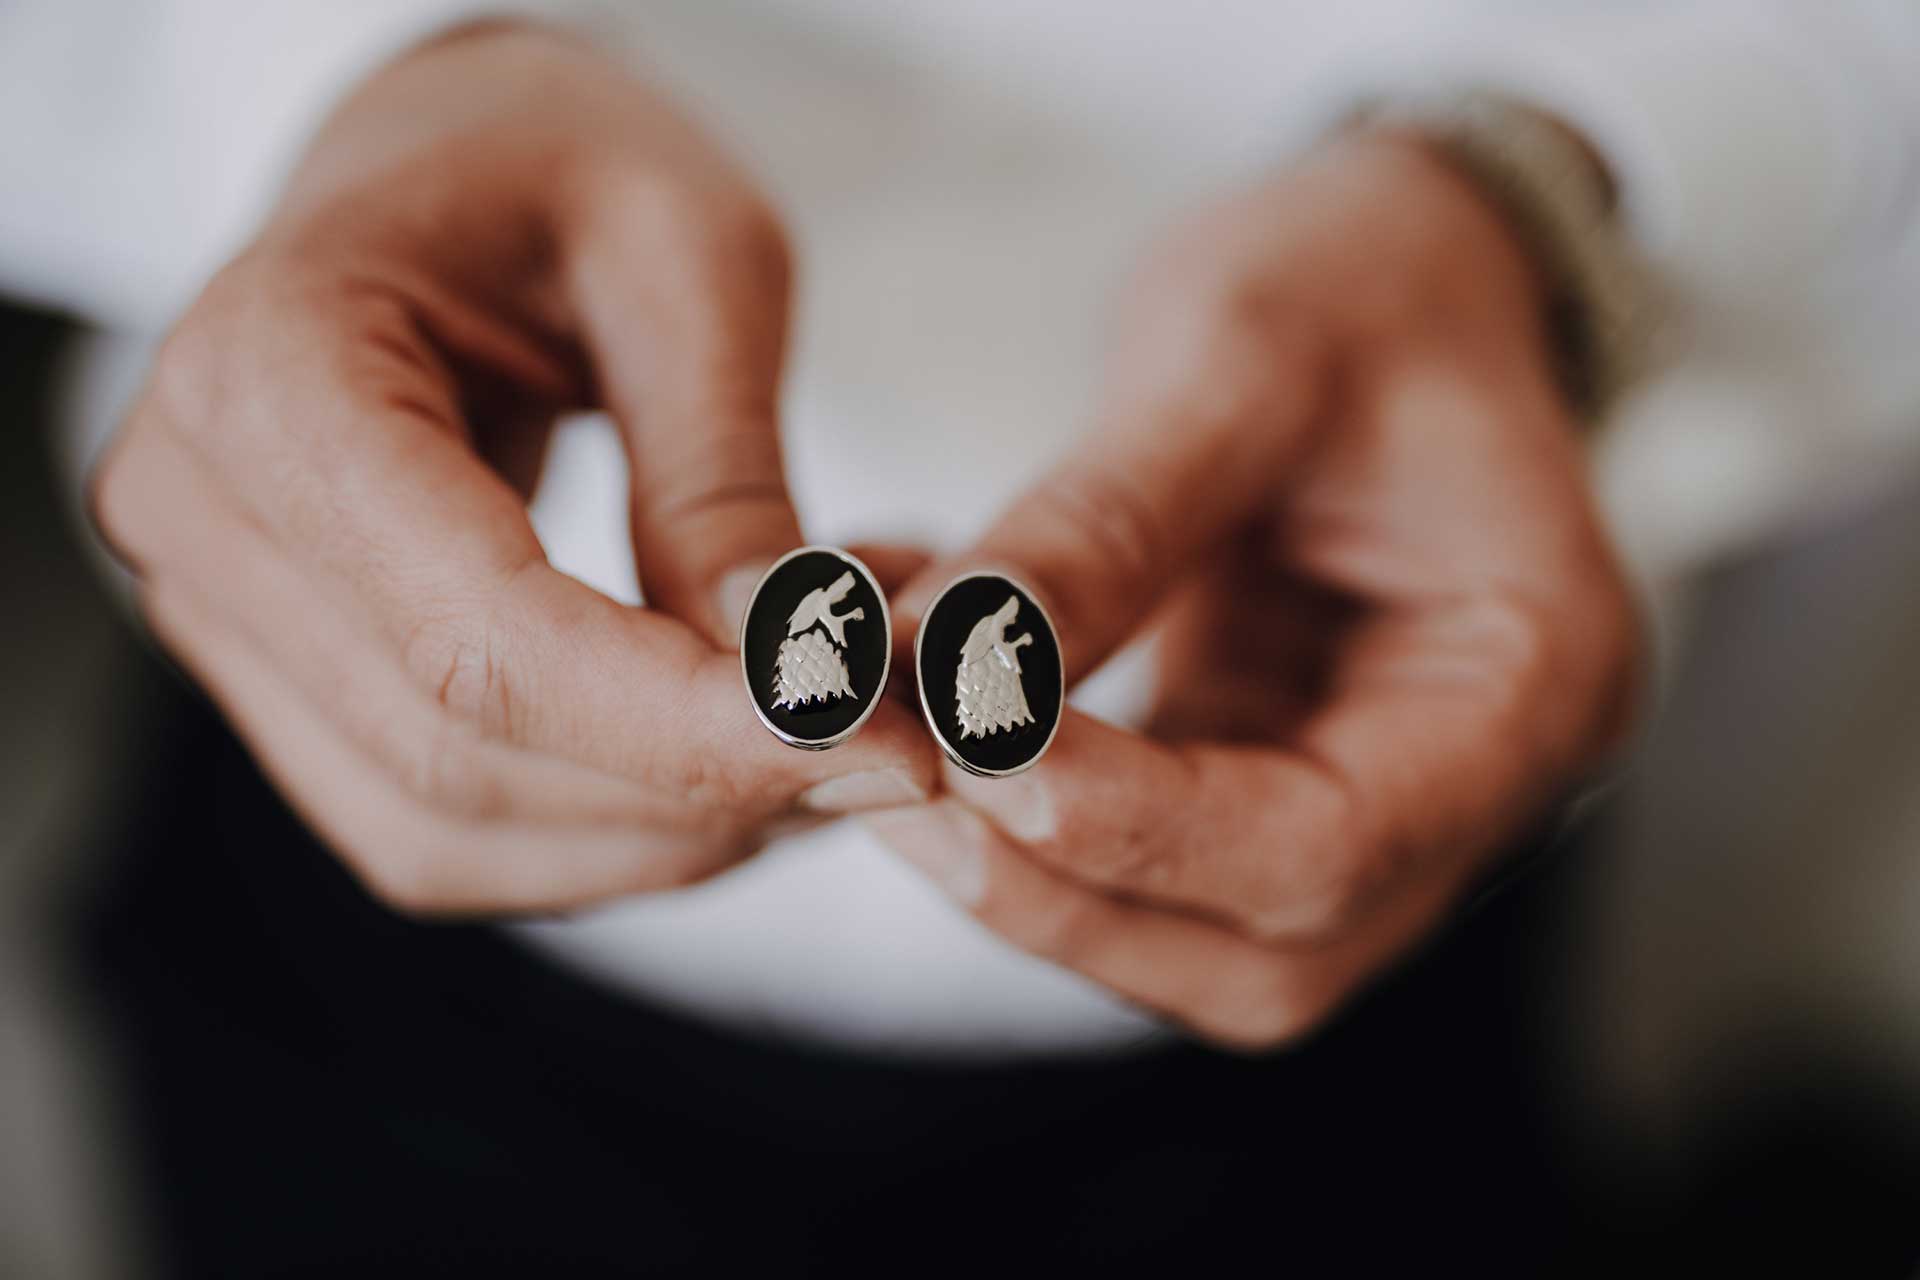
[1345,94,1658,422]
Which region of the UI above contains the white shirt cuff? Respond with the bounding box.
[1331,4,1913,308]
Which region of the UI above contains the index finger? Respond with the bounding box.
[938,599,1588,942]
[892,297,1331,683]
[151,285,933,800]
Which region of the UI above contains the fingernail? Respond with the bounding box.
[955,769,1056,843]
[866,804,989,907]
[714,560,774,646]
[797,768,928,815]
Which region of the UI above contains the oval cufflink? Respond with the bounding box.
[914,571,1063,778]
[740,546,892,750]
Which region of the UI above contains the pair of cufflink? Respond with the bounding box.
[738,545,1062,778]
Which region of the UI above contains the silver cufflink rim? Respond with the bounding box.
[739,544,893,752]
[914,569,1064,779]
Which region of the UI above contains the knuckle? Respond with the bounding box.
[1476,583,1638,766]
[354,840,457,916]
[1257,861,1375,945]
[704,192,793,295]
[640,417,789,526]
[148,253,286,426]
[1209,979,1324,1052]
[1498,597,1559,697]
[1453,592,1559,729]
[147,323,221,426]
[1308,862,1382,938]
[666,752,741,814]
[403,611,520,744]
[1031,465,1165,604]
[1073,816,1178,894]
[660,729,766,818]
[620,170,791,285]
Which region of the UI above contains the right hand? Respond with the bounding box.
[90,23,935,914]
[874,135,1639,1047]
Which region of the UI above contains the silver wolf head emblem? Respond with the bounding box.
[955,595,1034,739]
[772,571,865,708]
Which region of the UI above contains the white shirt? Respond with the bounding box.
[8,0,1920,1058]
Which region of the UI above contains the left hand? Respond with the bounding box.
[869,134,1641,1050]
[89,25,939,915]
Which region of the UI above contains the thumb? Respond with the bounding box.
[897,310,1333,683]
[570,183,802,647]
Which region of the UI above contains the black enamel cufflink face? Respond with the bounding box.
[915,572,1063,778]
[740,546,891,750]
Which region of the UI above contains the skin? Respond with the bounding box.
[872,132,1640,1050]
[90,25,939,914]
[93,23,1641,1047]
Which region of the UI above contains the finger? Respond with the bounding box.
[142,575,724,915]
[893,304,1332,682]
[941,711,1373,942]
[105,424,711,832]
[120,305,935,806]
[842,542,934,596]
[1141,540,1351,744]
[867,799,1465,1050]
[567,173,802,645]
[941,601,1557,944]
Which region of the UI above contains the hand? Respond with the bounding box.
[872,134,1640,1049]
[91,24,934,914]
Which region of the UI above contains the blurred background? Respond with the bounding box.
[6,2,1920,1276]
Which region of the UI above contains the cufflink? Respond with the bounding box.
[915,571,1063,777]
[740,546,891,750]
